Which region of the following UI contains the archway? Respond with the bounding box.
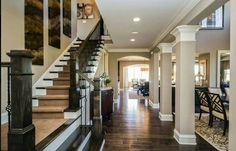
[108,53,150,100]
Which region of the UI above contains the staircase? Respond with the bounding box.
[32,40,103,119]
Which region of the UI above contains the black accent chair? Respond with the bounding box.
[196,90,213,127]
[206,92,229,135]
[141,82,149,96]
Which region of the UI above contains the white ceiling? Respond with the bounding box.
[96,0,199,49]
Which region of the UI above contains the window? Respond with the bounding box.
[199,6,224,29]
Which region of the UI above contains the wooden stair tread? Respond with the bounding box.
[53,78,70,81]
[46,86,70,90]
[37,95,69,100]
[33,106,67,113]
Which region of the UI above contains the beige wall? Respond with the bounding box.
[119,61,149,88]
[108,52,150,99]
[196,2,230,87]
[1,0,25,113]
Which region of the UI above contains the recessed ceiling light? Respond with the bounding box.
[132,31,139,34]
[82,20,87,23]
[133,17,141,22]
[130,39,136,42]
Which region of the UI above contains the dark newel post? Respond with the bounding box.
[68,48,79,110]
[92,78,103,138]
[7,50,35,151]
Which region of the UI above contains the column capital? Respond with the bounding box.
[158,43,173,53]
[171,25,200,45]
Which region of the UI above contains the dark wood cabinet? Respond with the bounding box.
[101,88,113,120]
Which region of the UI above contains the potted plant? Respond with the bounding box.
[100,72,111,87]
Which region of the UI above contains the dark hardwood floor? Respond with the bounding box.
[103,90,217,151]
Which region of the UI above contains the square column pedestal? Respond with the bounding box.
[171,25,200,145]
[158,43,173,121]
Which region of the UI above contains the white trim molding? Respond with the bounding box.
[1,112,8,124]
[100,139,106,151]
[149,99,159,109]
[158,43,173,54]
[171,25,200,46]
[174,129,197,145]
[159,112,173,121]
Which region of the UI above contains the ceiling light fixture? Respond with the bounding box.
[133,17,141,22]
[130,39,136,42]
[132,31,139,34]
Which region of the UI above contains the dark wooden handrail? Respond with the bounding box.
[77,18,102,56]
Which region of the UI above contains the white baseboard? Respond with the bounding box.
[159,112,173,121]
[1,112,8,124]
[148,99,159,109]
[43,117,81,151]
[100,139,105,151]
[77,131,91,151]
[32,99,39,107]
[173,129,196,145]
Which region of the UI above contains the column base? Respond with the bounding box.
[8,124,35,151]
[149,99,159,109]
[159,112,173,121]
[92,117,103,138]
[173,129,196,145]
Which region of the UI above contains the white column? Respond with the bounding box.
[229,1,236,150]
[152,51,160,108]
[158,43,173,121]
[171,25,200,145]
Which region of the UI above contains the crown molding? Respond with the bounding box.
[171,25,200,45]
[150,0,200,50]
[158,43,173,53]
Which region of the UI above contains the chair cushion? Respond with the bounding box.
[200,105,209,112]
[212,109,229,120]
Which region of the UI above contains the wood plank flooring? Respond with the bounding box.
[103,90,217,151]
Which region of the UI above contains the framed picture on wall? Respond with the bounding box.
[77,3,94,19]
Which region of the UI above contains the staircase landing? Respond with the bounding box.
[1,119,66,151]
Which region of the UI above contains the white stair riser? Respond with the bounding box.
[91,56,100,60]
[86,66,96,71]
[88,61,98,65]
[49,73,59,79]
[36,89,46,96]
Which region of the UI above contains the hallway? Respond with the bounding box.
[103,90,217,151]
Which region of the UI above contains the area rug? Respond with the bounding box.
[128,90,149,100]
[195,115,228,151]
